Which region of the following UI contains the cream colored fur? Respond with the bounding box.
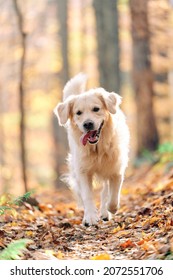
[54,73,130,226]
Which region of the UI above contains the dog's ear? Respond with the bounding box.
[54,97,75,125]
[97,89,122,114]
[104,92,122,114]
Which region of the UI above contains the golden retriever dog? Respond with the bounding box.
[54,73,129,226]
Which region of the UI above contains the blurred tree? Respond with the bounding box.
[129,0,159,155]
[93,0,120,92]
[148,1,170,143]
[0,86,5,191]
[13,0,28,192]
[57,0,69,83]
[53,0,69,188]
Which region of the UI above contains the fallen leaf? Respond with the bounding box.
[90,253,111,260]
[25,231,34,237]
[120,239,135,249]
[111,224,125,234]
[32,251,57,260]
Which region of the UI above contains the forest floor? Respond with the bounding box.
[0,158,173,260]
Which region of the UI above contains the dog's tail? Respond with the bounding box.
[63,73,87,101]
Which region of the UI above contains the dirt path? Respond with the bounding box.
[0,164,173,260]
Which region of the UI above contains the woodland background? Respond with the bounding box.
[0,0,173,260]
[0,0,173,194]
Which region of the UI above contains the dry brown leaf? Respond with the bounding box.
[32,251,57,260]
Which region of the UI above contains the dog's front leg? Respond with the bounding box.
[107,174,124,214]
[78,174,98,226]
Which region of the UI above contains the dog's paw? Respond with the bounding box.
[100,209,109,221]
[101,215,109,222]
[83,211,98,226]
[107,203,118,214]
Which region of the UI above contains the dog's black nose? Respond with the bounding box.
[83,121,94,131]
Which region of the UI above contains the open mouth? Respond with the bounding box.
[80,121,104,146]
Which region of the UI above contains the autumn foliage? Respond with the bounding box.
[0,0,173,261]
[0,152,173,260]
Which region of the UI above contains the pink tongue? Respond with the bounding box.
[80,131,95,146]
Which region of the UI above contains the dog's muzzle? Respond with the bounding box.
[80,121,104,146]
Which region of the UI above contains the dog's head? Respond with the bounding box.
[54,87,121,146]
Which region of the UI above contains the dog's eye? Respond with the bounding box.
[76,110,82,116]
[93,107,100,112]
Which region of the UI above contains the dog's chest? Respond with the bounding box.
[82,143,119,177]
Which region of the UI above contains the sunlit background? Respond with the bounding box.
[0,0,173,195]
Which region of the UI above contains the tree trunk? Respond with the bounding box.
[93,0,120,92]
[0,86,5,191]
[53,0,69,188]
[13,0,28,192]
[129,0,159,155]
[57,0,69,83]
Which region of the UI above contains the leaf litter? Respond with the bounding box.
[0,162,173,260]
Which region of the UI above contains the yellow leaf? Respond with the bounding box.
[10,221,18,227]
[67,210,75,218]
[0,193,12,205]
[141,241,149,251]
[111,224,124,234]
[154,183,165,192]
[26,231,34,237]
[45,250,64,259]
[149,217,160,225]
[56,251,64,259]
[90,254,111,260]
[121,188,129,195]
[45,250,55,257]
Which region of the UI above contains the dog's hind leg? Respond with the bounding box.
[107,174,124,214]
[100,180,109,221]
